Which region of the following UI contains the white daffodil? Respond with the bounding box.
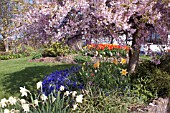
[20,99,26,104]
[34,99,38,106]
[64,91,70,96]
[41,94,48,101]
[8,96,17,105]
[72,91,77,97]
[4,109,10,113]
[59,85,65,91]
[72,104,78,110]
[20,86,30,97]
[52,96,56,103]
[0,98,7,108]
[76,94,83,103]
[36,81,42,90]
[22,104,29,112]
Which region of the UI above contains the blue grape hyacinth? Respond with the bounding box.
[42,66,83,96]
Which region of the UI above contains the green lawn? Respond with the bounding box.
[139,55,151,61]
[0,57,74,99]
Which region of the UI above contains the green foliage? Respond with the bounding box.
[158,53,170,74]
[31,52,42,60]
[131,55,170,101]
[16,44,35,56]
[78,59,129,92]
[75,87,142,113]
[43,41,70,57]
[30,92,71,113]
[74,55,91,63]
[0,53,27,60]
[0,88,71,113]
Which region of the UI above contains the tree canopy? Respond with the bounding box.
[12,0,170,73]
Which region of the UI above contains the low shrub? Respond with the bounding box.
[74,55,91,63]
[0,53,27,60]
[31,52,42,60]
[43,41,70,57]
[131,55,170,101]
[158,53,170,74]
[16,44,35,56]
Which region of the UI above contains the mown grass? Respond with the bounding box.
[139,55,151,61]
[0,57,74,99]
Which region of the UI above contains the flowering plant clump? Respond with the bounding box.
[82,44,129,57]
[42,66,84,96]
[78,56,130,93]
[87,44,129,51]
[0,83,85,113]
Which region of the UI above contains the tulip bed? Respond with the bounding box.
[87,44,130,51]
[82,44,130,58]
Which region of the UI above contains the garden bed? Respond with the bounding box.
[28,54,78,64]
[29,54,129,64]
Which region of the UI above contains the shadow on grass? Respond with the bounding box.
[2,64,74,98]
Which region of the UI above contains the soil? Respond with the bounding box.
[28,54,126,64]
[28,54,78,64]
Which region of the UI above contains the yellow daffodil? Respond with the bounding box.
[120,58,126,64]
[83,46,87,49]
[113,58,118,65]
[121,69,128,76]
[93,61,100,68]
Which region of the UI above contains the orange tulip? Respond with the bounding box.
[113,58,118,65]
[93,61,100,68]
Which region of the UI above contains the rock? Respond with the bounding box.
[147,98,169,113]
[129,98,169,113]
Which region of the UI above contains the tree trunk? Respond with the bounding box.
[128,30,140,74]
[4,38,9,52]
[67,36,84,50]
[1,34,9,52]
[128,49,140,74]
